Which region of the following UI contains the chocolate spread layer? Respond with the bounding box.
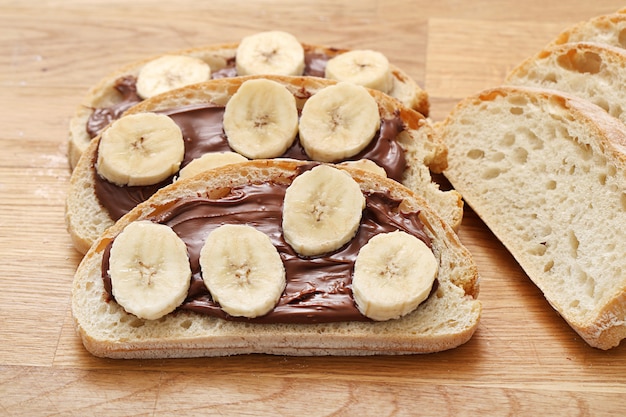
[93,104,407,222]
[101,181,435,324]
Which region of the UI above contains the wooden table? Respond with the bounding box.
[3,1,626,415]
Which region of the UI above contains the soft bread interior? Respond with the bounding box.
[440,85,626,349]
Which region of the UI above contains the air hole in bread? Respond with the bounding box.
[490,152,505,162]
[481,167,501,180]
[525,130,544,150]
[568,230,580,258]
[501,133,515,147]
[619,28,626,49]
[546,180,557,190]
[510,107,524,115]
[576,143,593,161]
[598,173,607,186]
[129,318,145,328]
[607,163,617,177]
[512,147,528,164]
[621,193,626,212]
[544,260,554,272]
[467,149,484,159]
[528,243,547,256]
[556,50,602,74]
[85,282,93,291]
[594,97,610,113]
[180,319,192,330]
[544,72,557,83]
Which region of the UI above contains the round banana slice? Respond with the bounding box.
[325,49,393,93]
[109,220,192,321]
[339,159,387,177]
[177,151,248,180]
[352,230,438,321]
[199,224,286,318]
[235,30,305,76]
[223,79,299,159]
[282,164,366,257]
[136,54,212,99]
[298,82,381,162]
[97,112,185,186]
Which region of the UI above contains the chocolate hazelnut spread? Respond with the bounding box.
[101,180,436,324]
[93,104,407,221]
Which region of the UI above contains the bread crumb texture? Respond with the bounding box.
[443,87,626,348]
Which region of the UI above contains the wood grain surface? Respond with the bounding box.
[2,1,626,415]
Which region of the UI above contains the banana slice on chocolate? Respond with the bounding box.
[352,230,438,321]
[298,82,381,162]
[325,49,393,93]
[136,54,212,99]
[108,220,192,321]
[96,112,185,186]
[199,224,286,318]
[282,164,366,257]
[223,78,299,159]
[235,31,305,76]
[177,151,248,180]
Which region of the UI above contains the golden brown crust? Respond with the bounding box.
[71,159,480,358]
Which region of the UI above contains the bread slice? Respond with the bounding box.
[548,12,626,49]
[439,85,626,350]
[506,42,626,125]
[71,159,481,358]
[68,40,429,169]
[65,75,462,255]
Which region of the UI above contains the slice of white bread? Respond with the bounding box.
[439,85,626,350]
[548,12,626,49]
[505,42,626,125]
[71,159,481,358]
[65,75,462,255]
[68,39,428,169]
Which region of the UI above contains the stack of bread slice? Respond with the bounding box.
[438,10,626,350]
[66,31,482,357]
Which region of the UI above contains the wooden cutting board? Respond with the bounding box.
[2,1,626,415]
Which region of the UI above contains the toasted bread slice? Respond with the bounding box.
[439,85,626,349]
[68,39,429,169]
[71,159,481,358]
[65,75,461,254]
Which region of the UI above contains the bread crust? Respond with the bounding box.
[71,159,481,358]
[68,41,429,169]
[548,12,626,50]
[506,41,626,125]
[65,75,461,255]
[440,85,626,349]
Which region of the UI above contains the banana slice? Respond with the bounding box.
[96,112,185,186]
[177,151,248,180]
[298,82,381,162]
[325,49,393,93]
[339,159,387,177]
[223,79,299,159]
[235,31,305,76]
[136,55,212,99]
[199,224,286,318]
[352,230,438,321]
[109,220,192,321]
[282,164,366,257]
